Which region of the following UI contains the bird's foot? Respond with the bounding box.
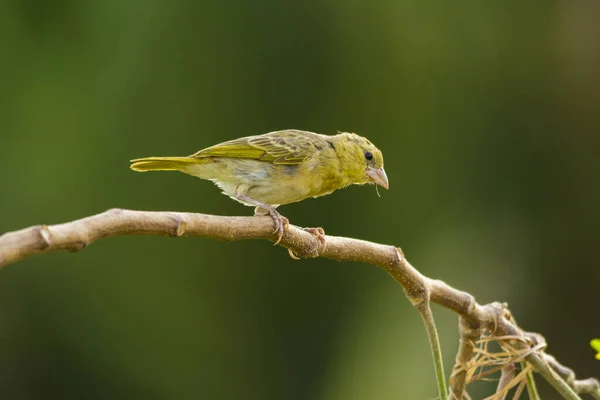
[287,227,326,259]
[271,211,289,246]
[303,227,326,247]
[255,206,288,245]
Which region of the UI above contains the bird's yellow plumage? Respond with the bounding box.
[130,129,388,243]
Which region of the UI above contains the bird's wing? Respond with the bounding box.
[190,130,321,165]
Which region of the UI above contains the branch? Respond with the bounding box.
[0,208,597,398]
[449,317,482,399]
[416,300,448,400]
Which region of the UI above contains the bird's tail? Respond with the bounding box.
[130,157,205,172]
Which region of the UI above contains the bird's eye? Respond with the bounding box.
[365,151,373,161]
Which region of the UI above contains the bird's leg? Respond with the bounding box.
[233,188,288,245]
[255,205,288,246]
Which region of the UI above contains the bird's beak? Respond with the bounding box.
[365,167,389,189]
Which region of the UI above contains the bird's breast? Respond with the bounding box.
[196,157,349,206]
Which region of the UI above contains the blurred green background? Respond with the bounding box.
[1,1,599,398]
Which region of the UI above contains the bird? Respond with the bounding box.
[130,129,388,245]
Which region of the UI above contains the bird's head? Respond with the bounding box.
[337,132,389,190]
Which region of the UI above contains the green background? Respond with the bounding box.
[1,1,599,398]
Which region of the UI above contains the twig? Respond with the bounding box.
[449,317,483,399]
[414,300,448,400]
[543,354,600,399]
[495,363,515,400]
[523,361,541,400]
[0,208,597,398]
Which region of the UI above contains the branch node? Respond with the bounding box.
[484,302,510,336]
[38,225,52,249]
[395,246,405,261]
[525,332,546,348]
[459,316,482,337]
[407,295,426,307]
[175,221,187,237]
[166,216,188,237]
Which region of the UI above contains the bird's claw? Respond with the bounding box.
[269,209,288,246]
[303,227,327,247]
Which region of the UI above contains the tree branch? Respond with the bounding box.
[0,208,598,398]
[449,317,482,399]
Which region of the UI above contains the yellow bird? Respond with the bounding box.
[130,129,388,244]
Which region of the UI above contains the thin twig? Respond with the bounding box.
[496,363,516,400]
[485,364,530,400]
[523,362,541,400]
[525,353,582,400]
[543,354,600,399]
[414,300,448,400]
